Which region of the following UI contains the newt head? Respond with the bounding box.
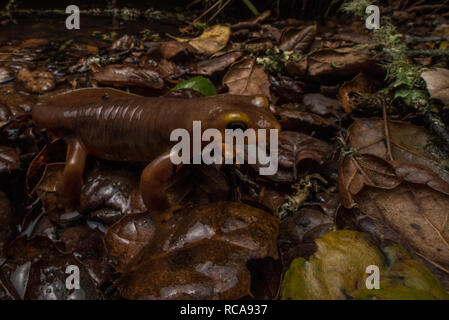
[203,94,281,136]
[196,94,281,165]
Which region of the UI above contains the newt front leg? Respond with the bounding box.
[140,150,181,223]
[57,138,87,208]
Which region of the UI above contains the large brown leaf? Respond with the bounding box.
[105,212,156,272]
[339,118,449,273]
[356,183,449,273]
[345,118,449,183]
[338,153,402,208]
[117,202,279,300]
[223,57,271,98]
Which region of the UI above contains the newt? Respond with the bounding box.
[32,90,281,221]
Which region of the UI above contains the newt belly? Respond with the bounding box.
[32,89,281,222]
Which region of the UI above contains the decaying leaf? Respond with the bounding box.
[17,68,55,93]
[307,47,375,78]
[338,153,402,208]
[279,25,317,53]
[0,146,20,174]
[183,25,231,56]
[282,230,449,300]
[189,51,244,76]
[93,64,164,89]
[223,58,271,97]
[105,212,156,272]
[0,236,99,300]
[344,118,449,183]
[0,191,15,261]
[356,183,449,274]
[338,73,382,113]
[338,118,449,273]
[421,67,449,106]
[60,225,115,286]
[118,202,279,300]
[252,131,333,184]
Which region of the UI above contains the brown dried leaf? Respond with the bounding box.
[17,68,55,93]
[187,25,231,56]
[105,212,156,272]
[307,47,375,78]
[338,154,402,208]
[0,87,36,118]
[223,58,270,97]
[0,146,20,174]
[346,118,449,183]
[276,109,332,130]
[279,25,316,53]
[356,183,449,273]
[60,225,115,286]
[253,131,333,184]
[338,73,382,113]
[159,41,194,60]
[93,64,164,89]
[190,51,244,76]
[421,67,449,106]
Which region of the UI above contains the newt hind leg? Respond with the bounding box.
[57,138,87,207]
[140,151,182,223]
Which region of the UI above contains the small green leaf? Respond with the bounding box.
[172,76,217,96]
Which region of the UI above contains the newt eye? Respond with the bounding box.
[224,112,250,130]
[226,121,248,131]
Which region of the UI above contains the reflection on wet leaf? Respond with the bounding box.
[0,146,20,174]
[0,236,99,300]
[118,202,279,300]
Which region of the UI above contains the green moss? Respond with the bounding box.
[341,0,376,19]
[256,47,302,76]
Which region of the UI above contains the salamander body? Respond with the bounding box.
[32,90,281,221]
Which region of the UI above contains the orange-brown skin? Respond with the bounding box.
[32,93,281,221]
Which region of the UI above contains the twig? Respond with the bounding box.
[406,49,449,58]
[382,99,394,161]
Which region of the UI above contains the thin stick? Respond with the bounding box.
[382,99,394,161]
[207,0,231,23]
[192,0,222,24]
